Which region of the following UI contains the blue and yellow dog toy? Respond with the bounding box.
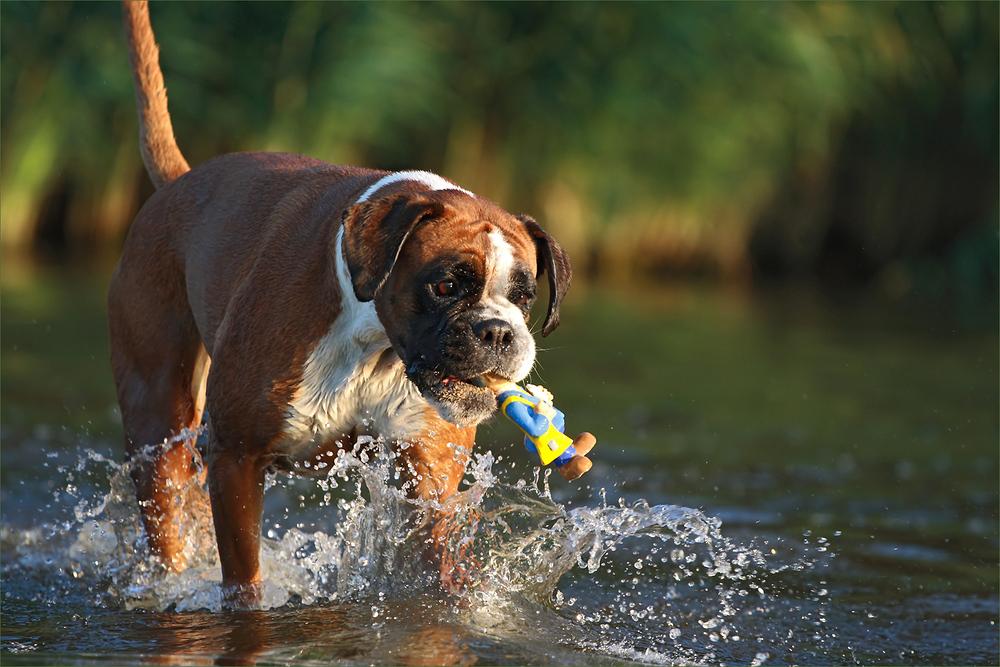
[491,381,596,480]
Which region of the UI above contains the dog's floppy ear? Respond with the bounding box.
[342,195,446,301]
[517,215,572,337]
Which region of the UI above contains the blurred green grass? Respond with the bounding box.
[1,1,996,294]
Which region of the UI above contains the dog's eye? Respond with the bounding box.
[435,280,456,296]
[510,287,534,307]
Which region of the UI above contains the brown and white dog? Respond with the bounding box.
[109,1,595,607]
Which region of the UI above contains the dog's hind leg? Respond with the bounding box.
[108,246,211,572]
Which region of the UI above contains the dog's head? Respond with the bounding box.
[342,189,571,427]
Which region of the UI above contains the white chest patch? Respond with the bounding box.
[278,171,472,459]
[279,229,426,458]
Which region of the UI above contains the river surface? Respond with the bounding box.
[1,256,997,665]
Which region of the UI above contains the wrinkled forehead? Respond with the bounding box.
[401,194,537,275]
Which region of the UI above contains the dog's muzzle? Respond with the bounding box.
[404,316,533,427]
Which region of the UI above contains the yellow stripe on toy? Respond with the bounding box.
[497,389,575,466]
[532,426,574,466]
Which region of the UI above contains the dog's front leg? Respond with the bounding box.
[206,442,267,609]
[396,421,477,592]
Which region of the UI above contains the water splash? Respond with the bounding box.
[426,464,824,663]
[1,439,827,663]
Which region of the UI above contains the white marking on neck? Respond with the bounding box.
[279,171,470,458]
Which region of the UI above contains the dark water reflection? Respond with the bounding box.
[2,257,997,665]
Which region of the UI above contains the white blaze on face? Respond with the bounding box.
[482,229,535,381]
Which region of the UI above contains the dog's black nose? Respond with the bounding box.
[473,318,515,351]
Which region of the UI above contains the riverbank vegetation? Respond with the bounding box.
[1,2,996,298]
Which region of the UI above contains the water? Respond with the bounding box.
[1,441,823,665]
[2,257,997,665]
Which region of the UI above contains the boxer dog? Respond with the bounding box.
[109,1,595,607]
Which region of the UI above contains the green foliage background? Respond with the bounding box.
[1,1,997,291]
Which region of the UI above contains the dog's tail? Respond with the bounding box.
[122,1,190,189]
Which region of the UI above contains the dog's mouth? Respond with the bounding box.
[408,366,513,427]
[441,372,509,392]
